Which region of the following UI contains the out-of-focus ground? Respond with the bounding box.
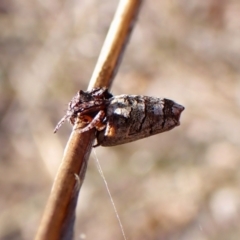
[1,0,240,239]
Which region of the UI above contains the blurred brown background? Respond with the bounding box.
[1,0,240,239]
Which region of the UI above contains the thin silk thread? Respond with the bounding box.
[93,149,127,240]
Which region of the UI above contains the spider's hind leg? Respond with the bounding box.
[77,110,106,133]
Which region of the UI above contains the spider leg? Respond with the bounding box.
[77,110,106,133]
[54,115,68,133]
[93,137,101,148]
[73,115,92,131]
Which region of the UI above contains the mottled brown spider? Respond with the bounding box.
[54,87,112,134]
[54,88,185,147]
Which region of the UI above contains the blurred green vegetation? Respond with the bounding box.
[1,0,240,239]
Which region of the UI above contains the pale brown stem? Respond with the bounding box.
[35,0,142,240]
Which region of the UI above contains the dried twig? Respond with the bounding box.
[35,0,143,239]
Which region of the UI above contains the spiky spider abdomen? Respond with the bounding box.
[96,94,184,146]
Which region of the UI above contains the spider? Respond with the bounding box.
[54,87,112,134]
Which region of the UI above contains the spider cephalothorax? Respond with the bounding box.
[54,87,113,133]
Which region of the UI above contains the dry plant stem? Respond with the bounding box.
[35,0,142,239]
[36,129,95,240]
[88,0,142,90]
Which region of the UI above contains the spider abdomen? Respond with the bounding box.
[97,94,184,146]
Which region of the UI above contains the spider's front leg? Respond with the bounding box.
[75,110,107,133]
